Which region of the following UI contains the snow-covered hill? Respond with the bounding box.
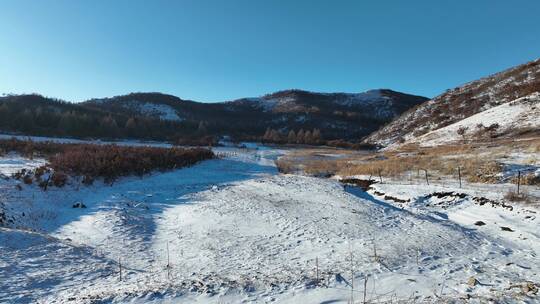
[366,58,540,147]
[411,92,540,146]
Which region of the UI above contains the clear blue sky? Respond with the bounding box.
[1,0,539,102]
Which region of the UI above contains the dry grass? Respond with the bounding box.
[293,139,540,184]
[335,152,503,183]
[277,137,539,188]
[303,160,339,177]
[275,158,296,174]
[510,173,540,186]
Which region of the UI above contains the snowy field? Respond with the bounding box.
[0,139,539,303]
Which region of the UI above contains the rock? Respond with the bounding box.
[500,226,514,232]
[474,221,486,226]
[467,276,478,287]
[522,282,538,294]
[72,202,87,208]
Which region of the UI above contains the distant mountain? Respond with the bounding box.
[0,88,427,144]
[81,89,428,141]
[365,58,540,147]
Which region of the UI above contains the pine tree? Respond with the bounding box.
[197,121,207,134]
[312,128,322,144]
[263,127,272,142]
[296,129,305,144]
[125,117,137,129]
[304,130,312,144]
[270,129,281,143]
[287,130,296,143]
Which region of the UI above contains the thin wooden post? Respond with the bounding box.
[119,257,122,281]
[167,241,171,280]
[457,167,462,188]
[316,257,319,285]
[363,276,368,304]
[517,171,521,194]
[378,170,383,183]
[424,169,429,185]
[350,250,354,304]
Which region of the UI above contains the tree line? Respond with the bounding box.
[262,128,323,144]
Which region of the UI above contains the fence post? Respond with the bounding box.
[119,257,122,281]
[350,250,354,304]
[517,171,521,194]
[424,169,429,185]
[316,257,319,285]
[167,241,171,280]
[457,167,462,188]
[363,276,368,304]
[378,170,383,183]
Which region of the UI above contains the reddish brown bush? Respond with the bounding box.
[51,172,68,187]
[2,138,215,185]
[48,144,214,183]
[23,175,33,185]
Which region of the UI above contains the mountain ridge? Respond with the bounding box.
[0,88,428,145]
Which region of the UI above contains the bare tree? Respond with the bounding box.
[456,126,468,142]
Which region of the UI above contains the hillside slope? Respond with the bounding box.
[365,58,540,147]
[412,92,540,146]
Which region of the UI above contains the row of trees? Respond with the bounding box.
[0,100,217,144]
[262,128,323,145]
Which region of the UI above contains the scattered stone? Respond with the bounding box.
[474,221,486,226]
[72,202,87,208]
[384,195,410,203]
[473,196,513,211]
[467,276,478,287]
[427,192,467,199]
[522,281,538,294]
[500,226,514,232]
[339,178,375,191]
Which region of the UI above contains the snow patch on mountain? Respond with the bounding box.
[124,100,183,121]
[335,89,390,106]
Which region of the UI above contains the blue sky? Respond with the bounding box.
[1,0,539,102]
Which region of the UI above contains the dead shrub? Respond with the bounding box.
[1,138,215,186]
[23,175,33,185]
[49,144,214,184]
[463,161,502,183]
[51,172,68,187]
[275,158,295,174]
[504,190,530,203]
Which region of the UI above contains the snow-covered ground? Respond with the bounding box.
[1,143,539,303]
[0,133,174,148]
[0,152,47,177]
